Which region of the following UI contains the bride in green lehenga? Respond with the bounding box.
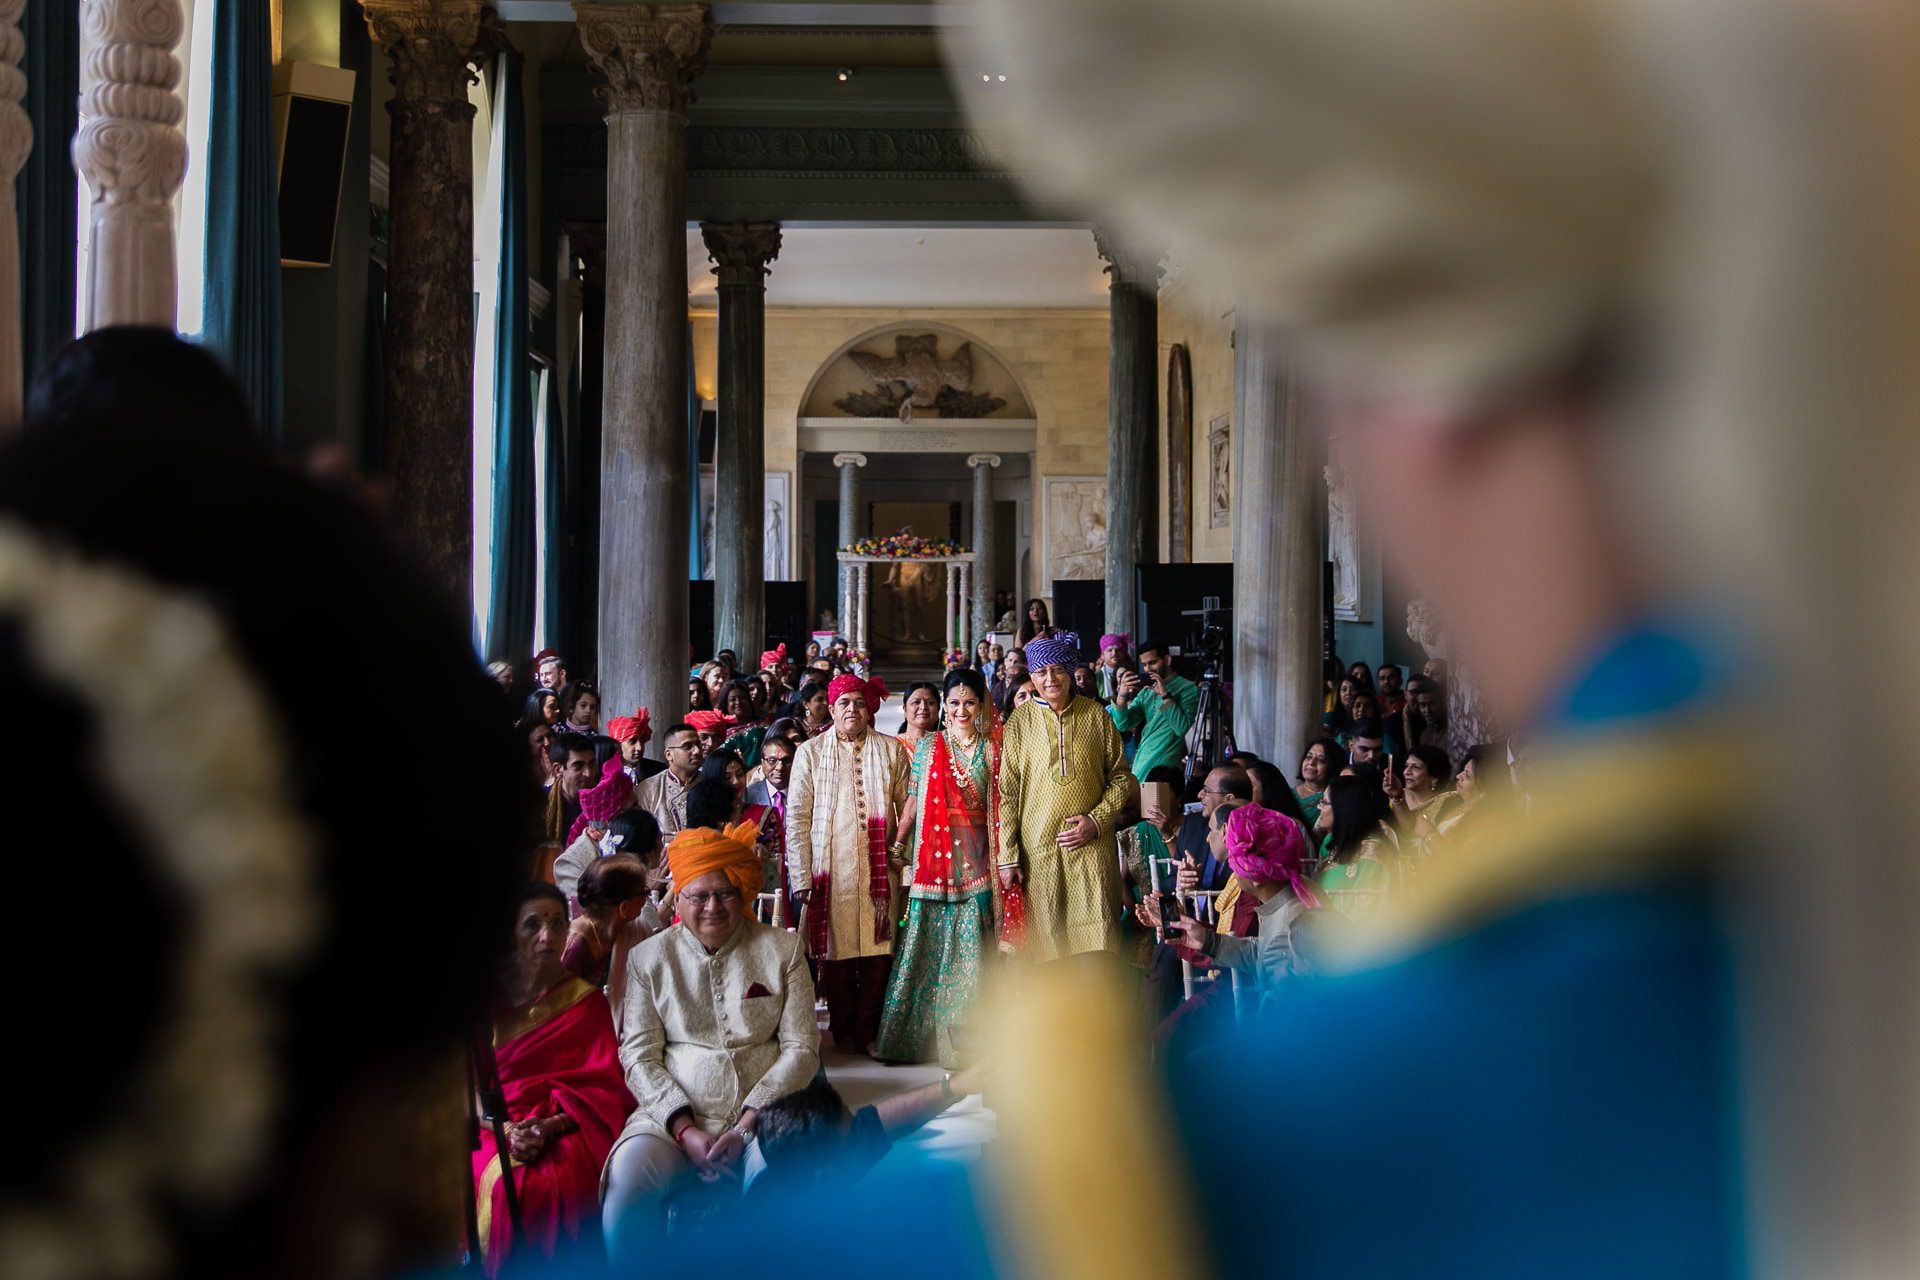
[875,668,999,1066]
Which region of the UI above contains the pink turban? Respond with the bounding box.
[1098,633,1132,654]
[1224,805,1321,907]
[569,758,634,844]
[827,672,888,717]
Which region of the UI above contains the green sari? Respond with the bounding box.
[1316,835,1393,919]
[874,731,997,1067]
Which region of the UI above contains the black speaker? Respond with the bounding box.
[689,580,812,665]
[274,62,356,268]
[1048,580,1105,659]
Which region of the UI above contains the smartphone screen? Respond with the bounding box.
[1182,801,1205,815]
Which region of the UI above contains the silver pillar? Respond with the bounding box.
[968,452,1001,643]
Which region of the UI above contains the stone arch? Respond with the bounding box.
[796,321,1038,421]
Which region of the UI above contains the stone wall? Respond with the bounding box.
[1157,271,1235,563]
[693,306,1111,598]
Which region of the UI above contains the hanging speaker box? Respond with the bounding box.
[273,61,357,269]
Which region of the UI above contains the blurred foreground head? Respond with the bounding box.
[0,330,526,1279]
[951,0,1920,1271]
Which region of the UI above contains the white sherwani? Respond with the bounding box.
[635,769,691,839]
[784,729,911,960]
[612,919,819,1150]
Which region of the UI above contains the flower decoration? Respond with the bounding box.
[838,531,972,559]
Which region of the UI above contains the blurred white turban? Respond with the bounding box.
[948,1,1920,1274]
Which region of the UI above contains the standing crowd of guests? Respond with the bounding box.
[479,623,1517,1270]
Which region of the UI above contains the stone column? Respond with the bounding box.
[968,452,999,643]
[854,562,870,654]
[701,221,780,662]
[75,0,186,332]
[0,0,27,420]
[1094,227,1161,641]
[575,2,711,723]
[361,0,481,595]
[1231,319,1322,763]
[834,451,866,630]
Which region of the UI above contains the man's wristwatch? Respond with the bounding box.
[940,1072,955,1102]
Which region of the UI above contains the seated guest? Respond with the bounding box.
[637,723,704,838]
[539,733,597,870]
[1071,663,1102,703]
[793,681,833,737]
[607,708,665,782]
[1394,744,1458,861]
[698,660,730,709]
[687,676,713,712]
[1401,674,1449,752]
[686,709,731,756]
[1345,719,1386,766]
[747,734,798,914]
[475,884,635,1276]
[601,822,819,1265]
[718,680,769,766]
[1093,632,1134,701]
[1341,694,1380,746]
[527,686,562,727]
[534,648,567,690]
[1244,759,1310,830]
[565,855,664,996]
[750,1066,988,1197]
[1376,662,1407,719]
[518,713,555,788]
[1294,739,1340,815]
[1315,775,1397,917]
[1010,678,1037,711]
[1155,804,1322,1007]
[553,758,635,896]
[1431,743,1510,852]
[973,638,994,677]
[684,774,742,835]
[558,680,601,735]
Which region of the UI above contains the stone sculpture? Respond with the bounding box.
[836,333,1007,420]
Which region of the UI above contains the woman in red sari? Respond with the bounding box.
[474,884,635,1275]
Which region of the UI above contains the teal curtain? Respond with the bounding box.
[538,353,565,652]
[484,50,536,664]
[687,322,701,577]
[201,0,285,440]
[18,0,79,387]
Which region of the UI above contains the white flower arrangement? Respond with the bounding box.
[0,522,320,1280]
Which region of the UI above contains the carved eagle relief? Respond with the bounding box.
[835,333,1008,419]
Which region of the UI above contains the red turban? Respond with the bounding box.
[759,643,788,671]
[606,707,652,744]
[666,821,764,903]
[828,673,888,717]
[686,709,729,732]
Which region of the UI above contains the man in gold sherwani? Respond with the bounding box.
[997,632,1133,963]
[785,673,911,1053]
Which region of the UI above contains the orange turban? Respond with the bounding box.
[666,821,763,903]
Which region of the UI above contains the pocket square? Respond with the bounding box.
[743,982,773,999]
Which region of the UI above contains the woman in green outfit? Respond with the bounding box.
[1315,774,1397,919]
[1294,739,1341,822]
[874,668,1000,1066]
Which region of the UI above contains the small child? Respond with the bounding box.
[563,855,662,999]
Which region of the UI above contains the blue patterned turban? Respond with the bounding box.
[1024,631,1084,671]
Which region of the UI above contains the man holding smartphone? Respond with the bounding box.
[1107,640,1201,782]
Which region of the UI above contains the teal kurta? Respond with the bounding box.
[1107,673,1200,781]
[997,694,1133,963]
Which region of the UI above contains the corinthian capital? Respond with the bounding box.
[359,0,482,105]
[1093,226,1165,288]
[700,222,781,287]
[574,3,711,115]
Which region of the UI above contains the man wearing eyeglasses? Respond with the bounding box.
[637,723,707,839]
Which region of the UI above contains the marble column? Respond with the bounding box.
[701,221,780,662]
[968,452,999,643]
[0,0,27,421]
[834,451,866,631]
[1095,228,1161,641]
[1231,319,1322,763]
[575,2,711,724]
[75,0,186,332]
[361,0,481,596]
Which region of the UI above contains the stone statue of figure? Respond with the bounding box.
[1405,598,1502,761]
[1327,463,1360,618]
[765,495,786,581]
[886,561,935,643]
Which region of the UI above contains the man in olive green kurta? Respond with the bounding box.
[997,634,1134,963]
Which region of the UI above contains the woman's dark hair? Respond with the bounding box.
[516,881,568,919]
[697,748,745,783]
[942,667,989,706]
[590,733,621,773]
[687,678,713,711]
[558,679,599,723]
[0,393,533,1275]
[766,716,800,741]
[1346,661,1375,692]
[721,678,759,720]
[26,326,257,441]
[1408,744,1453,785]
[1327,677,1358,732]
[605,809,663,859]
[1462,743,1512,802]
[1301,738,1342,780]
[1327,775,1389,863]
[525,688,559,719]
[902,681,941,714]
[797,680,829,706]
[576,856,651,914]
[1016,597,1052,645]
[1246,760,1309,829]
[686,776,738,831]
[1142,764,1184,790]
[514,712,549,741]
